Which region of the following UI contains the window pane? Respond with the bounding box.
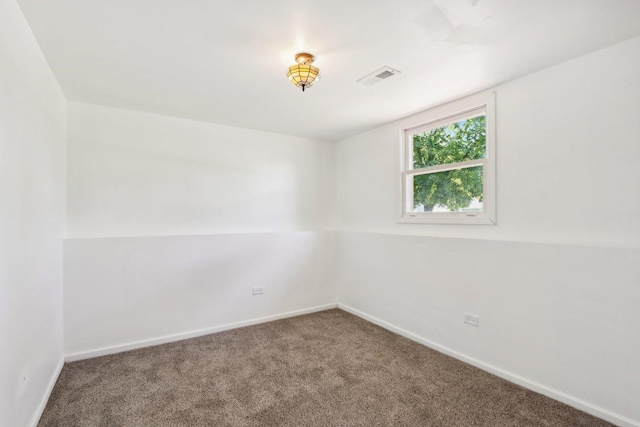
[412,115,486,169]
[411,166,483,212]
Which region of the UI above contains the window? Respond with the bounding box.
[400,93,496,224]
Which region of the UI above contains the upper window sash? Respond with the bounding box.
[404,106,487,173]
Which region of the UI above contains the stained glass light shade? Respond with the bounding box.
[286,52,321,92]
[287,64,320,91]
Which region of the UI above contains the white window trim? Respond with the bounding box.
[398,92,496,225]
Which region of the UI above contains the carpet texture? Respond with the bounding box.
[40,309,613,426]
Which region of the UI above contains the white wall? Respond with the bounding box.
[64,103,337,357]
[337,234,640,424]
[66,102,335,238]
[64,232,336,357]
[337,36,640,249]
[0,1,66,426]
[335,36,640,425]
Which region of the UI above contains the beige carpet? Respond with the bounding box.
[39,309,612,426]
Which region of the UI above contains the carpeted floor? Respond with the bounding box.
[39,309,613,426]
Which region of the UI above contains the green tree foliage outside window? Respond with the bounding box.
[412,115,486,212]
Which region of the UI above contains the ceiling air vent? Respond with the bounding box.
[357,66,401,86]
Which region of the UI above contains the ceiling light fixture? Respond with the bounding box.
[286,52,320,92]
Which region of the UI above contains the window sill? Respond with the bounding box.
[398,213,496,225]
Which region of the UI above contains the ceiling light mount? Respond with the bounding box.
[294,52,315,65]
[287,52,320,92]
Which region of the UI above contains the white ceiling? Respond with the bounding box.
[16,0,640,141]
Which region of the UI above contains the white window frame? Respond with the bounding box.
[399,92,496,225]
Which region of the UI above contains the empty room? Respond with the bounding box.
[2,0,639,426]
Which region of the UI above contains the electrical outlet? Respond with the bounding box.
[464,313,479,326]
[252,287,264,296]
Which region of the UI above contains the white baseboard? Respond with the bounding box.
[65,304,338,362]
[338,304,638,427]
[30,357,64,427]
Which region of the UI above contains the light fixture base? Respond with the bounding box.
[294,52,315,65]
